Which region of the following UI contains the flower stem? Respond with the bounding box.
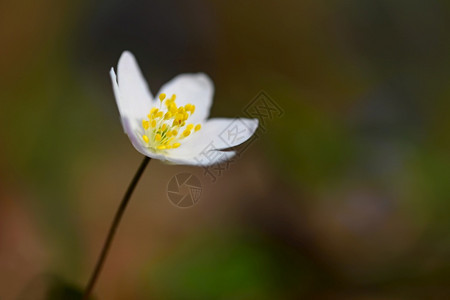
[82,156,151,300]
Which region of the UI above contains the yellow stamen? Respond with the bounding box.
[183,130,191,137]
[169,104,177,114]
[176,113,184,121]
[140,95,200,152]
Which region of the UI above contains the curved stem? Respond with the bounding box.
[82,156,151,300]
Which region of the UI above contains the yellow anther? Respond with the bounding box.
[176,113,184,121]
[169,103,177,114]
[183,130,191,137]
[165,98,174,107]
[141,94,201,151]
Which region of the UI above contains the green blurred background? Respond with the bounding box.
[1,0,450,299]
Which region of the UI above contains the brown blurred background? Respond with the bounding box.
[1,0,450,299]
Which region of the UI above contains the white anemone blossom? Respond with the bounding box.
[110,51,258,166]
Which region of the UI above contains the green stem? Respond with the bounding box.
[82,156,151,299]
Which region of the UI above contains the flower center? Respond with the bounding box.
[141,93,201,152]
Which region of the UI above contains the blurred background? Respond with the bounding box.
[1,0,450,299]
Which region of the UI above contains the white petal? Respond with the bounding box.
[156,73,213,123]
[178,118,259,152]
[110,68,127,131]
[121,116,168,161]
[116,51,154,120]
[160,118,257,166]
[165,150,236,166]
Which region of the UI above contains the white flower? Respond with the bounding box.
[110,51,258,166]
